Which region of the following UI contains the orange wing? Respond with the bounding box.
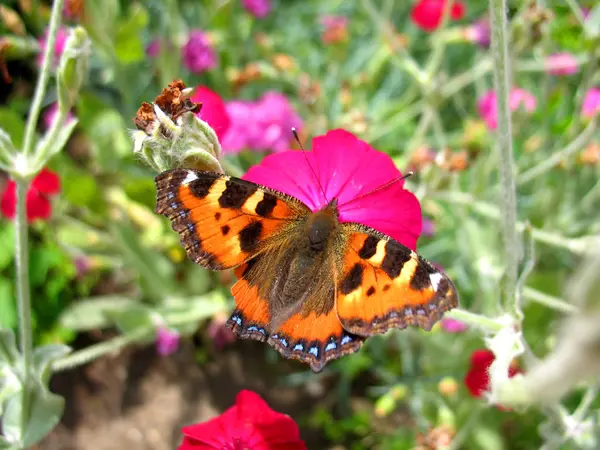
[228,260,364,372]
[336,224,458,336]
[155,169,309,269]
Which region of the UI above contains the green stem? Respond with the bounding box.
[444,308,505,332]
[522,287,578,314]
[490,0,520,312]
[21,0,65,159]
[15,179,33,441]
[518,118,597,185]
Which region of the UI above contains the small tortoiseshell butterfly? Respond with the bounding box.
[155,131,458,372]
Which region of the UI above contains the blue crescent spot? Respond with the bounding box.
[405,308,414,316]
[389,311,398,318]
[247,325,258,332]
[170,202,178,209]
[417,309,425,315]
[429,303,436,310]
[309,346,319,357]
[293,343,304,352]
[167,192,175,199]
[341,335,352,345]
[279,338,288,347]
[187,224,195,231]
[325,342,337,352]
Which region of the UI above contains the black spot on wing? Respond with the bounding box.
[189,176,218,199]
[221,225,230,236]
[366,286,376,296]
[358,235,379,259]
[214,212,221,221]
[381,241,412,279]
[410,258,432,290]
[219,179,258,209]
[255,192,278,217]
[239,221,263,252]
[340,263,364,295]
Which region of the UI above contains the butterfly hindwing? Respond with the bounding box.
[336,223,458,336]
[155,169,310,269]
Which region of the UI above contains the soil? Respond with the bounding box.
[38,333,333,450]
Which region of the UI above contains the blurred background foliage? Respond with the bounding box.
[1,0,600,448]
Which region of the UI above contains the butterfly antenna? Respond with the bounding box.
[338,171,414,207]
[292,128,329,203]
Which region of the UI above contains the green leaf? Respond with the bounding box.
[61,169,100,208]
[0,328,18,364]
[29,247,64,287]
[105,304,155,335]
[59,296,138,331]
[114,4,148,64]
[0,278,16,329]
[0,223,15,270]
[3,383,65,447]
[584,5,600,38]
[0,109,25,150]
[33,344,71,383]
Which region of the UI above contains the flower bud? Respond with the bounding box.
[132,80,223,173]
[57,26,90,109]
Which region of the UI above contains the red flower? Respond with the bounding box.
[190,86,232,142]
[243,129,422,250]
[179,390,306,450]
[464,349,521,398]
[1,168,61,223]
[411,0,465,32]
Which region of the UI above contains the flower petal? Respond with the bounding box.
[26,189,52,222]
[32,168,61,195]
[1,180,16,219]
[243,129,422,249]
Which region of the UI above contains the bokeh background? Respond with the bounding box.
[1,0,600,448]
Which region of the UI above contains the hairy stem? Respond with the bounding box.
[15,179,33,439]
[490,0,520,311]
[21,0,65,159]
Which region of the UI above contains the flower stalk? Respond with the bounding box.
[489,0,520,312]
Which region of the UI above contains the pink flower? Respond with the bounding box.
[146,39,161,58]
[411,0,466,32]
[221,92,303,154]
[320,15,349,44]
[243,129,422,249]
[546,52,579,76]
[42,102,75,130]
[421,218,435,237]
[582,87,600,120]
[37,26,69,67]
[465,18,490,48]
[179,390,306,450]
[1,168,61,223]
[156,327,180,356]
[189,86,231,141]
[241,0,271,18]
[478,88,537,129]
[182,31,217,74]
[440,318,468,333]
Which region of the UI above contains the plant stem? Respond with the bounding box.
[444,308,505,332]
[490,0,520,312]
[21,0,65,159]
[15,179,33,440]
[522,287,578,314]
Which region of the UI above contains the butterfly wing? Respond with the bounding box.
[336,223,458,335]
[228,258,364,373]
[155,169,310,269]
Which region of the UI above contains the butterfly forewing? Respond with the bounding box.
[155,169,310,269]
[336,223,458,336]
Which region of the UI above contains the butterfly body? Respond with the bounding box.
[155,169,458,372]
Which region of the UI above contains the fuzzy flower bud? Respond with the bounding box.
[57,26,90,109]
[132,80,223,173]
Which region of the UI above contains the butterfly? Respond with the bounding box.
[155,162,458,372]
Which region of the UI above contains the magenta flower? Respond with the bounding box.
[421,218,436,237]
[582,87,600,120]
[189,86,231,141]
[37,26,69,67]
[320,15,349,44]
[182,30,217,74]
[156,327,180,356]
[241,0,271,18]
[478,88,537,129]
[221,92,303,154]
[546,52,579,76]
[146,39,161,58]
[243,129,422,249]
[42,102,75,130]
[465,18,490,48]
[440,318,468,333]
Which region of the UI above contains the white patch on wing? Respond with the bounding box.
[183,170,198,185]
[429,272,443,291]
